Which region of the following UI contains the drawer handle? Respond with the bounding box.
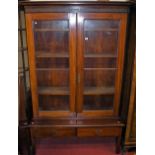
[96,129,103,135]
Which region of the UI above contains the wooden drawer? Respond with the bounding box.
[31,127,76,138]
[77,127,122,137]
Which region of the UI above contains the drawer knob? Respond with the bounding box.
[96,129,102,135]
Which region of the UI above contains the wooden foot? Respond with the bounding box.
[28,128,36,155]
[29,144,36,155]
[115,136,121,154]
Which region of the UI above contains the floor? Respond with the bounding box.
[36,137,135,155]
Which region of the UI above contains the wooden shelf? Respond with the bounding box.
[84,68,117,70]
[84,87,115,95]
[36,68,69,71]
[38,87,69,95]
[36,52,69,58]
[84,28,118,32]
[84,53,117,58]
[36,53,117,58]
[34,28,69,32]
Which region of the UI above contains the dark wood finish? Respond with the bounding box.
[77,125,122,153]
[19,75,27,123]
[20,1,136,154]
[26,13,39,119]
[26,13,76,119]
[27,118,123,128]
[38,87,69,95]
[19,0,136,6]
[77,119,124,129]
[77,13,127,117]
[77,127,122,137]
[18,75,32,155]
[19,127,32,155]
[18,9,32,153]
[120,5,136,151]
[124,55,136,148]
[69,13,77,113]
[84,87,114,95]
[31,127,76,138]
[115,136,121,153]
[120,4,136,122]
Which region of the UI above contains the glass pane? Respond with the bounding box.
[84,69,116,87]
[85,57,117,68]
[84,95,114,110]
[33,20,69,53]
[83,19,119,111]
[34,31,69,52]
[84,20,119,30]
[34,20,68,30]
[39,95,69,111]
[37,69,69,87]
[84,31,118,55]
[33,19,70,112]
[36,57,69,68]
[84,20,119,56]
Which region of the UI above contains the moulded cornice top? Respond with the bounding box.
[19,0,136,6]
[28,0,129,1]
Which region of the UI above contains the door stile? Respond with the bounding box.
[69,13,76,114]
[77,14,85,113]
[25,14,39,119]
[113,13,128,116]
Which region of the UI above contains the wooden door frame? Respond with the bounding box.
[125,55,136,145]
[25,13,76,119]
[77,13,128,117]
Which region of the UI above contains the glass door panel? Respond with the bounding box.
[84,20,119,56]
[83,95,114,110]
[26,13,76,118]
[39,95,69,111]
[83,19,119,112]
[33,19,70,112]
[77,13,127,117]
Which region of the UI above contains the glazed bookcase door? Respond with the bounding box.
[77,13,127,117]
[26,13,76,118]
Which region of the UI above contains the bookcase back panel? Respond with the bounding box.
[37,70,69,87]
[39,95,69,111]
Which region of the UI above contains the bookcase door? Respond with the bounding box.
[26,13,76,118]
[77,13,127,117]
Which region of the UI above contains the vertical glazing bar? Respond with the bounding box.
[18,7,27,92]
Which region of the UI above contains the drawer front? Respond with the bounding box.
[31,127,76,138]
[77,127,121,137]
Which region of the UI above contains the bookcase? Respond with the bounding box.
[19,0,136,154]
